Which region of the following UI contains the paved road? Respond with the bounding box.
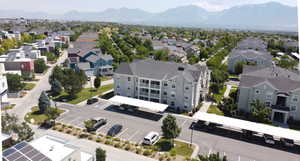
[7,50,68,121]
[57,101,300,161]
[33,126,157,161]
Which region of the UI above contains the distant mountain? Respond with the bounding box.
[0,2,297,31]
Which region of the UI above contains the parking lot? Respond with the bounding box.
[57,100,300,161]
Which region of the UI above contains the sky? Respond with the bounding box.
[0,0,297,13]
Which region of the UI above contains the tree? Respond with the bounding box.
[49,66,65,84]
[209,83,223,94]
[6,73,24,92]
[45,107,60,124]
[234,61,245,75]
[14,122,34,142]
[96,147,106,161]
[250,100,271,123]
[161,115,181,146]
[38,91,50,114]
[51,79,62,96]
[84,120,95,130]
[218,98,237,117]
[199,153,228,161]
[1,113,18,133]
[34,59,47,73]
[94,77,101,89]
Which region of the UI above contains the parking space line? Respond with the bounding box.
[128,130,140,141]
[238,156,241,161]
[116,128,128,138]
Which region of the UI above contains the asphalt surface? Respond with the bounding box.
[57,100,300,161]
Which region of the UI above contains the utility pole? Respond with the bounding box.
[190,123,194,147]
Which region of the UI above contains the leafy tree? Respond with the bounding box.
[96,147,106,161]
[84,120,95,130]
[49,66,64,84]
[38,91,50,114]
[199,153,228,161]
[209,83,223,94]
[1,113,18,133]
[51,79,62,96]
[14,122,34,142]
[234,61,245,75]
[250,100,271,123]
[6,73,24,92]
[161,115,181,146]
[45,107,60,124]
[34,58,47,73]
[143,39,153,50]
[94,77,101,89]
[277,55,298,69]
[211,69,228,84]
[218,98,237,117]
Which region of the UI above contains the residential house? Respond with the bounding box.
[3,135,94,161]
[185,45,200,57]
[238,65,300,124]
[114,59,211,112]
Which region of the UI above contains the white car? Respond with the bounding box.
[143,132,159,145]
[263,134,275,145]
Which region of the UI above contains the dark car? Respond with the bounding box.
[107,124,123,137]
[280,138,294,148]
[190,120,206,129]
[87,117,107,131]
[87,98,99,105]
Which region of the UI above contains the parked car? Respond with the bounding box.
[143,132,159,145]
[87,98,99,105]
[86,117,107,131]
[263,134,275,145]
[107,124,123,137]
[190,120,205,129]
[280,138,294,147]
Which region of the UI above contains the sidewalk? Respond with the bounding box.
[223,84,232,98]
[33,127,157,161]
[199,101,212,113]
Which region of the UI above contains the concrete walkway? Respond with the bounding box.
[198,101,212,113]
[33,126,157,161]
[223,84,232,98]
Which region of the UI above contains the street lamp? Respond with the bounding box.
[190,122,194,147]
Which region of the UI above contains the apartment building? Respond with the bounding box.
[238,65,300,124]
[0,64,9,108]
[114,59,210,112]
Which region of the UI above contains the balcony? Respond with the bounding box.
[139,83,149,88]
[271,105,290,111]
[150,84,160,89]
[150,93,160,98]
[139,92,149,96]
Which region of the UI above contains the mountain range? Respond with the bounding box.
[0,2,298,31]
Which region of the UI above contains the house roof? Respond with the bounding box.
[237,37,267,51]
[115,59,208,82]
[67,48,81,54]
[240,66,300,92]
[77,62,91,70]
[229,49,272,61]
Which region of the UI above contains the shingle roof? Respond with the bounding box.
[240,66,300,92]
[229,49,272,60]
[77,62,91,70]
[115,59,208,82]
[237,38,267,51]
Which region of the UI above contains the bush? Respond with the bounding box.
[79,133,88,138]
[114,143,121,148]
[66,129,72,134]
[170,150,176,156]
[96,138,102,143]
[143,150,152,156]
[125,145,131,151]
[104,140,112,145]
[113,137,121,142]
[159,156,164,161]
[58,128,63,132]
[88,136,93,140]
[52,127,57,130]
[136,148,142,154]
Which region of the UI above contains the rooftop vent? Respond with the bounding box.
[178,67,185,71]
[49,146,55,151]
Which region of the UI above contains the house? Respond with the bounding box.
[113,59,211,112]
[185,45,200,57]
[68,48,114,76]
[236,37,268,51]
[227,49,273,73]
[0,63,10,108]
[3,135,94,161]
[238,65,300,124]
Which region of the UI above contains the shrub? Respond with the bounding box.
[52,127,57,130]
[125,140,130,144]
[125,145,131,151]
[136,148,142,154]
[66,129,72,134]
[113,137,120,142]
[104,140,112,145]
[96,138,102,143]
[98,133,104,137]
[79,133,88,138]
[143,150,152,156]
[114,143,121,148]
[166,158,171,161]
[106,135,112,139]
[58,128,63,132]
[170,150,176,157]
[88,136,93,140]
[159,156,164,161]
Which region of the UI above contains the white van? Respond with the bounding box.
[143,132,159,145]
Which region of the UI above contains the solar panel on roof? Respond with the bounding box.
[15,142,28,150]
[3,148,16,157]
[15,156,30,161]
[6,152,22,161]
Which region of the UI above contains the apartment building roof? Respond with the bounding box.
[229,49,272,60]
[240,66,300,92]
[115,59,208,82]
[237,37,267,50]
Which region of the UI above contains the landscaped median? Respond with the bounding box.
[52,122,196,161]
[207,105,224,116]
[25,106,65,125]
[53,84,114,104]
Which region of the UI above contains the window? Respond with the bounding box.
[185,97,188,100]
[162,100,167,104]
[171,94,175,97]
[292,97,298,102]
[184,106,187,109]
[291,105,297,111]
[128,87,130,90]
[171,101,175,106]
[255,89,260,94]
[117,85,120,88]
[163,92,167,95]
[265,102,271,107]
[164,83,168,86]
[128,77,131,81]
[172,85,176,88]
[185,87,189,90]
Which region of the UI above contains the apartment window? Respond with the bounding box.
[185,97,188,100]
[185,87,189,90]
[171,101,175,106]
[292,97,298,102]
[163,92,167,95]
[128,77,131,81]
[172,85,176,88]
[265,101,271,107]
[117,85,120,88]
[171,94,175,97]
[136,87,138,90]
[255,89,260,94]
[291,105,297,111]
[164,83,168,86]
[162,100,167,104]
[116,93,120,95]
[128,87,130,90]
[184,106,187,109]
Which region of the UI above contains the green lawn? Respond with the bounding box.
[2,104,16,110]
[229,74,239,80]
[25,106,65,125]
[208,105,224,116]
[54,84,114,104]
[212,85,226,103]
[100,77,112,82]
[23,83,36,90]
[154,139,194,157]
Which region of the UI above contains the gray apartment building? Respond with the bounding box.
[113,59,211,112]
[238,65,300,124]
